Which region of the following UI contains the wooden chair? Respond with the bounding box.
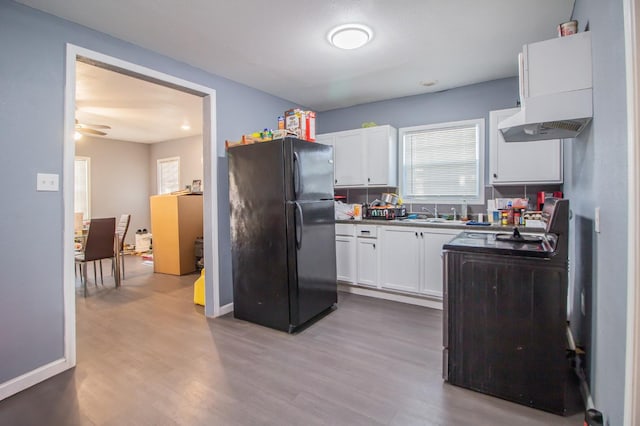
[115,214,131,279]
[75,217,116,297]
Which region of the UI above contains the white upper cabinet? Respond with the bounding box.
[363,125,398,187]
[317,125,397,188]
[334,130,366,186]
[489,108,563,185]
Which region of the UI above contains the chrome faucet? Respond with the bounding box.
[451,207,457,220]
[421,205,439,218]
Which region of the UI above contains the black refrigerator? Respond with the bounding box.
[228,137,337,332]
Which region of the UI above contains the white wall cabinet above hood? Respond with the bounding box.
[499,31,593,142]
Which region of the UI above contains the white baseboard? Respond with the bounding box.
[218,302,234,316]
[0,358,73,401]
[338,283,443,310]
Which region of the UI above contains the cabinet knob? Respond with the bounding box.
[368,177,371,182]
[493,173,497,178]
[335,179,338,184]
[415,232,418,237]
[373,243,376,249]
[420,232,423,238]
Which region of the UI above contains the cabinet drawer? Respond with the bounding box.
[335,223,355,236]
[356,224,377,238]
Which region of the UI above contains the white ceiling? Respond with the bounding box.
[76,61,203,143]
[20,0,574,141]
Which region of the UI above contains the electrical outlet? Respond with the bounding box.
[37,173,59,191]
[595,207,600,233]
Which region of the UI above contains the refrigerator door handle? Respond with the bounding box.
[293,151,301,200]
[295,202,304,249]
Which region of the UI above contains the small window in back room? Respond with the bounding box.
[74,156,91,220]
[157,157,180,194]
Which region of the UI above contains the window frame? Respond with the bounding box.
[399,118,485,205]
[157,156,180,195]
[74,156,91,220]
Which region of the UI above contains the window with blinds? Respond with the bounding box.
[400,119,485,203]
[74,156,90,220]
[157,157,180,194]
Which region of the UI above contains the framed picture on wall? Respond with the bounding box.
[191,179,202,193]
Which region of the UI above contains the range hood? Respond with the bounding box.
[499,88,593,142]
[499,32,593,142]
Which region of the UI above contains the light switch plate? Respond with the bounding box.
[595,206,600,233]
[37,173,59,191]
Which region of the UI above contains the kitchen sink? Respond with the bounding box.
[403,218,464,225]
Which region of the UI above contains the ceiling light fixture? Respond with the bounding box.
[74,131,82,141]
[328,24,373,50]
[181,123,191,131]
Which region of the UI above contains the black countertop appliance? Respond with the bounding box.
[228,138,337,333]
[442,198,582,415]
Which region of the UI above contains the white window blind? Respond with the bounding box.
[158,157,180,194]
[400,119,484,203]
[74,156,90,220]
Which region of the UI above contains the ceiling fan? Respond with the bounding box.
[75,119,111,137]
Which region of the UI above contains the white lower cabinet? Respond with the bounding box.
[380,226,458,298]
[355,224,378,287]
[380,227,422,293]
[419,229,459,298]
[337,223,459,301]
[356,238,378,287]
[335,224,356,283]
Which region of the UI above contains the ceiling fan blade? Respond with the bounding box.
[79,123,111,130]
[77,127,107,136]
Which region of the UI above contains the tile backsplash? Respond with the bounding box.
[335,184,563,219]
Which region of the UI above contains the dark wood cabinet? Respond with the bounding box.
[444,251,581,415]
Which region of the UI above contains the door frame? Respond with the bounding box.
[63,44,222,368]
[625,0,640,424]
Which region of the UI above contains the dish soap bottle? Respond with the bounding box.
[461,200,468,220]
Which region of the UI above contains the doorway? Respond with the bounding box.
[73,59,203,291]
[63,44,221,369]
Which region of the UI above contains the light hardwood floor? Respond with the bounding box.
[0,256,583,425]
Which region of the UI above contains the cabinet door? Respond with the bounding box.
[364,126,397,186]
[356,238,378,287]
[335,236,356,283]
[420,230,458,298]
[334,130,365,187]
[490,108,562,185]
[380,227,421,293]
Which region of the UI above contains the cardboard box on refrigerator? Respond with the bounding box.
[285,108,315,141]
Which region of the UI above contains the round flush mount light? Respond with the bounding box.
[181,123,191,131]
[328,24,373,50]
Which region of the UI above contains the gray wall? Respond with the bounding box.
[75,136,151,245]
[0,0,292,384]
[318,77,520,134]
[149,135,203,196]
[317,78,520,200]
[565,1,628,424]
